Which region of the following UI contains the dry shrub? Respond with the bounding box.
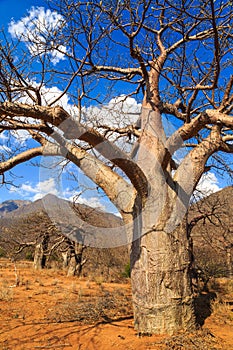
[47,288,132,324]
[0,283,14,301]
[211,299,233,323]
[207,278,233,324]
[163,329,223,350]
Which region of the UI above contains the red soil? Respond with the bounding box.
[0,259,232,350]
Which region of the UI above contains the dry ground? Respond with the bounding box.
[0,259,233,350]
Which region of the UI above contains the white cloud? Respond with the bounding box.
[79,95,142,154]
[195,172,222,197]
[8,6,67,65]
[72,196,107,212]
[10,178,59,201]
[74,196,121,216]
[40,85,70,108]
[62,186,119,214]
[9,178,118,214]
[16,79,70,110]
[0,132,8,141]
[0,131,30,154]
[12,130,31,145]
[10,82,71,146]
[0,145,11,153]
[83,95,141,128]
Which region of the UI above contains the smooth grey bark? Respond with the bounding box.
[129,106,196,334]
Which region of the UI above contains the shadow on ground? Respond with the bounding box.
[194,291,217,326]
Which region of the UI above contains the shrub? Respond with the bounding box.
[25,251,34,261]
[0,246,6,258]
[122,262,131,278]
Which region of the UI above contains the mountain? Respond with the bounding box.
[1,193,122,228]
[1,194,63,219]
[0,187,232,278]
[189,185,233,227]
[0,194,128,281]
[0,199,31,217]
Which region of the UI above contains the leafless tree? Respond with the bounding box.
[189,187,233,278]
[0,212,86,276]
[0,0,233,334]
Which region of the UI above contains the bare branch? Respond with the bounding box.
[0,147,43,174]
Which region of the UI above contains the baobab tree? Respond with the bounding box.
[0,0,233,334]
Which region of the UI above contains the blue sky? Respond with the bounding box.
[0,1,230,209]
[0,0,44,202]
[0,0,43,23]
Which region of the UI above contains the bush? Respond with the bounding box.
[0,246,6,258]
[25,251,34,261]
[194,247,228,279]
[122,262,131,278]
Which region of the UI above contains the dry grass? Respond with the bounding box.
[47,286,133,324]
[0,281,14,301]
[162,329,223,350]
[199,277,233,330]
[0,259,232,350]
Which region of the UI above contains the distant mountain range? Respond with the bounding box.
[0,187,232,277]
[1,186,232,219]
[0,193,127,280]
[0,199,31,217]
[0,193,124,247]
[0,194,61,219]
[0,193,121,225]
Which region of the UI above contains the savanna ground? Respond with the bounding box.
[0,258,233,350]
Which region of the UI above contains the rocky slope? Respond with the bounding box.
[0,199,31,217]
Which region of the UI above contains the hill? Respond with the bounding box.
[0,194,128,281]
[0,199,31,217]
[0,187,232,279]
[189,186,233,277]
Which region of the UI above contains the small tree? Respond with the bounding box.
[0,211,86,275]
[189,187,233,278]
[0,1,233,334]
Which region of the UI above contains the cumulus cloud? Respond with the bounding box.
[83,95,141,128]
[9,81,72,146]
[195,172,222,198]
[0,132,14,154]
[71,195,108,212]
[61,183,116,213]
[10,178,59,201]
[19,81,70,109]
[8,6,67,65]
[0,132,8,141]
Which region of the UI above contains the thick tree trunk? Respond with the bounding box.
[129,102,196,334]
[130,218,196,335]
[33,243,46,270]
[33,233,49,270]
[226,246,233,278]
[67,242,85,277]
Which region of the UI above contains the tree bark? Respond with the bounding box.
[130,216,196,335]
[67,242,85,277]
[226,246,233,278]
[33,233,49,270]
[33,243,46,270]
